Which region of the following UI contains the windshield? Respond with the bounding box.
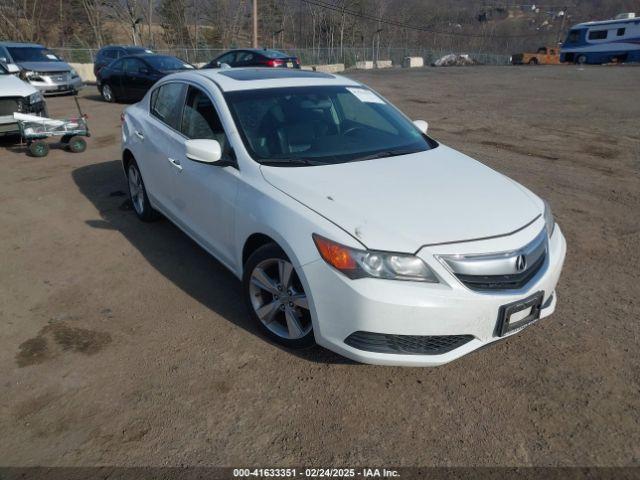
[565,29,583,44]
[145,55,192,72]
[7,47,60,62]
[225,86,433,165]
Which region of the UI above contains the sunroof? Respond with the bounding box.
[218,68,334,81]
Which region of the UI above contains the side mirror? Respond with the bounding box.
[219,62,231,69]
[185,139,227,165]
[413,120,429,135]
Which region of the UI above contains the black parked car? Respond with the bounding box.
[94,45,155,77]
[97,54,194,103]
[202,49,300,69]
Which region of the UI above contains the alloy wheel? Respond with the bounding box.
[102,84,113,102]
[249,258,311,340]
[128,165,145,215]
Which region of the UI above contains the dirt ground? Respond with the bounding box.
[0,66,638,468]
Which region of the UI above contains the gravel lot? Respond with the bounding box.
[1,66,638,468]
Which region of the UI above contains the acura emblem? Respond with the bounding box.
[515,254,527,272]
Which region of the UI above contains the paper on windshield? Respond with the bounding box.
[46,54,58,60]
[346,87,385,104]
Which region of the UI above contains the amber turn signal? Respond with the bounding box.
[312,234,358,272]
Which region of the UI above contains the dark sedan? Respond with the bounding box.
[94,45,155,77]
[202,49,300,69]
[97,54,194,103]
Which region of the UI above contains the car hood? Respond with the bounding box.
[17,61,71,73]
[0,74,37,97]
[261,145,542,253]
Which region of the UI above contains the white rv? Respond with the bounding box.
[560,13,640,64]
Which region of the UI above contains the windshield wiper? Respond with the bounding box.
[351,149,418,162]
[259,157,326,167]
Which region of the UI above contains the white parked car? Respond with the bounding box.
[0,61,46,136]
[121,68,566,366]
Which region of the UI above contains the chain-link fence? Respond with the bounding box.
[50,46,511,67]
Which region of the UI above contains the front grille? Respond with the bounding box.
[0,97,20,116]
[456,251,546,291]
[345,331,474,355]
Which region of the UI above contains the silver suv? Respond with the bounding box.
[0,42,83,94]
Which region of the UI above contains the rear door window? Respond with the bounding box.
[111,59,124,72]
[617,28,626,36]
[151,83,187,131]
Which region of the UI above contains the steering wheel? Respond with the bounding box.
[343,126,365,136]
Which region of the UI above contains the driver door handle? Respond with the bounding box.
[168,157,182,171]
[134,130,144,140]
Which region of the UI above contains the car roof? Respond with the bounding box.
[220,48,290,55]
[118,54,167,60]
[103,44,146,48]
[184,67,360,92]
[0,42,45,48]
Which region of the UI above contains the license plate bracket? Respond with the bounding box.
[496,291,544,336]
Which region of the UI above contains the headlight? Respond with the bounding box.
[22,70,44,82]
[543,200,555,237]
[26,91,43,104]
[313,234,439,282]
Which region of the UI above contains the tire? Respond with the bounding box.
[576,54,588,65]
[528,58,538,65]
[101,83,116,103]
[126,160,159,222]
[67,136,87,153]
[29,140,49,157]
[243,244,315,349]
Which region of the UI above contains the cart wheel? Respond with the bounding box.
[29,141,50,157]
[67,136,87,153]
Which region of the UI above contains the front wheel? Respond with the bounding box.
[576,54,588,65]
[243,244,315,348]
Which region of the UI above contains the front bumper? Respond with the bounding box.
[27,74,84,94]
[301,223,566,366]
[0,100,47,134]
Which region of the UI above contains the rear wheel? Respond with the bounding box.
[127,161,159,222]
[576,54,588,65]
[101,83,116,103]
[28,140,49,157]
[67,136,87,153]
[528,58,538,65]
[243,244,315,348]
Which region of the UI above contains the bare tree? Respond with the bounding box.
[80,0,105,47]
[104,0,144,45]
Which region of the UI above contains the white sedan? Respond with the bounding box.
[121,68,566,366]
